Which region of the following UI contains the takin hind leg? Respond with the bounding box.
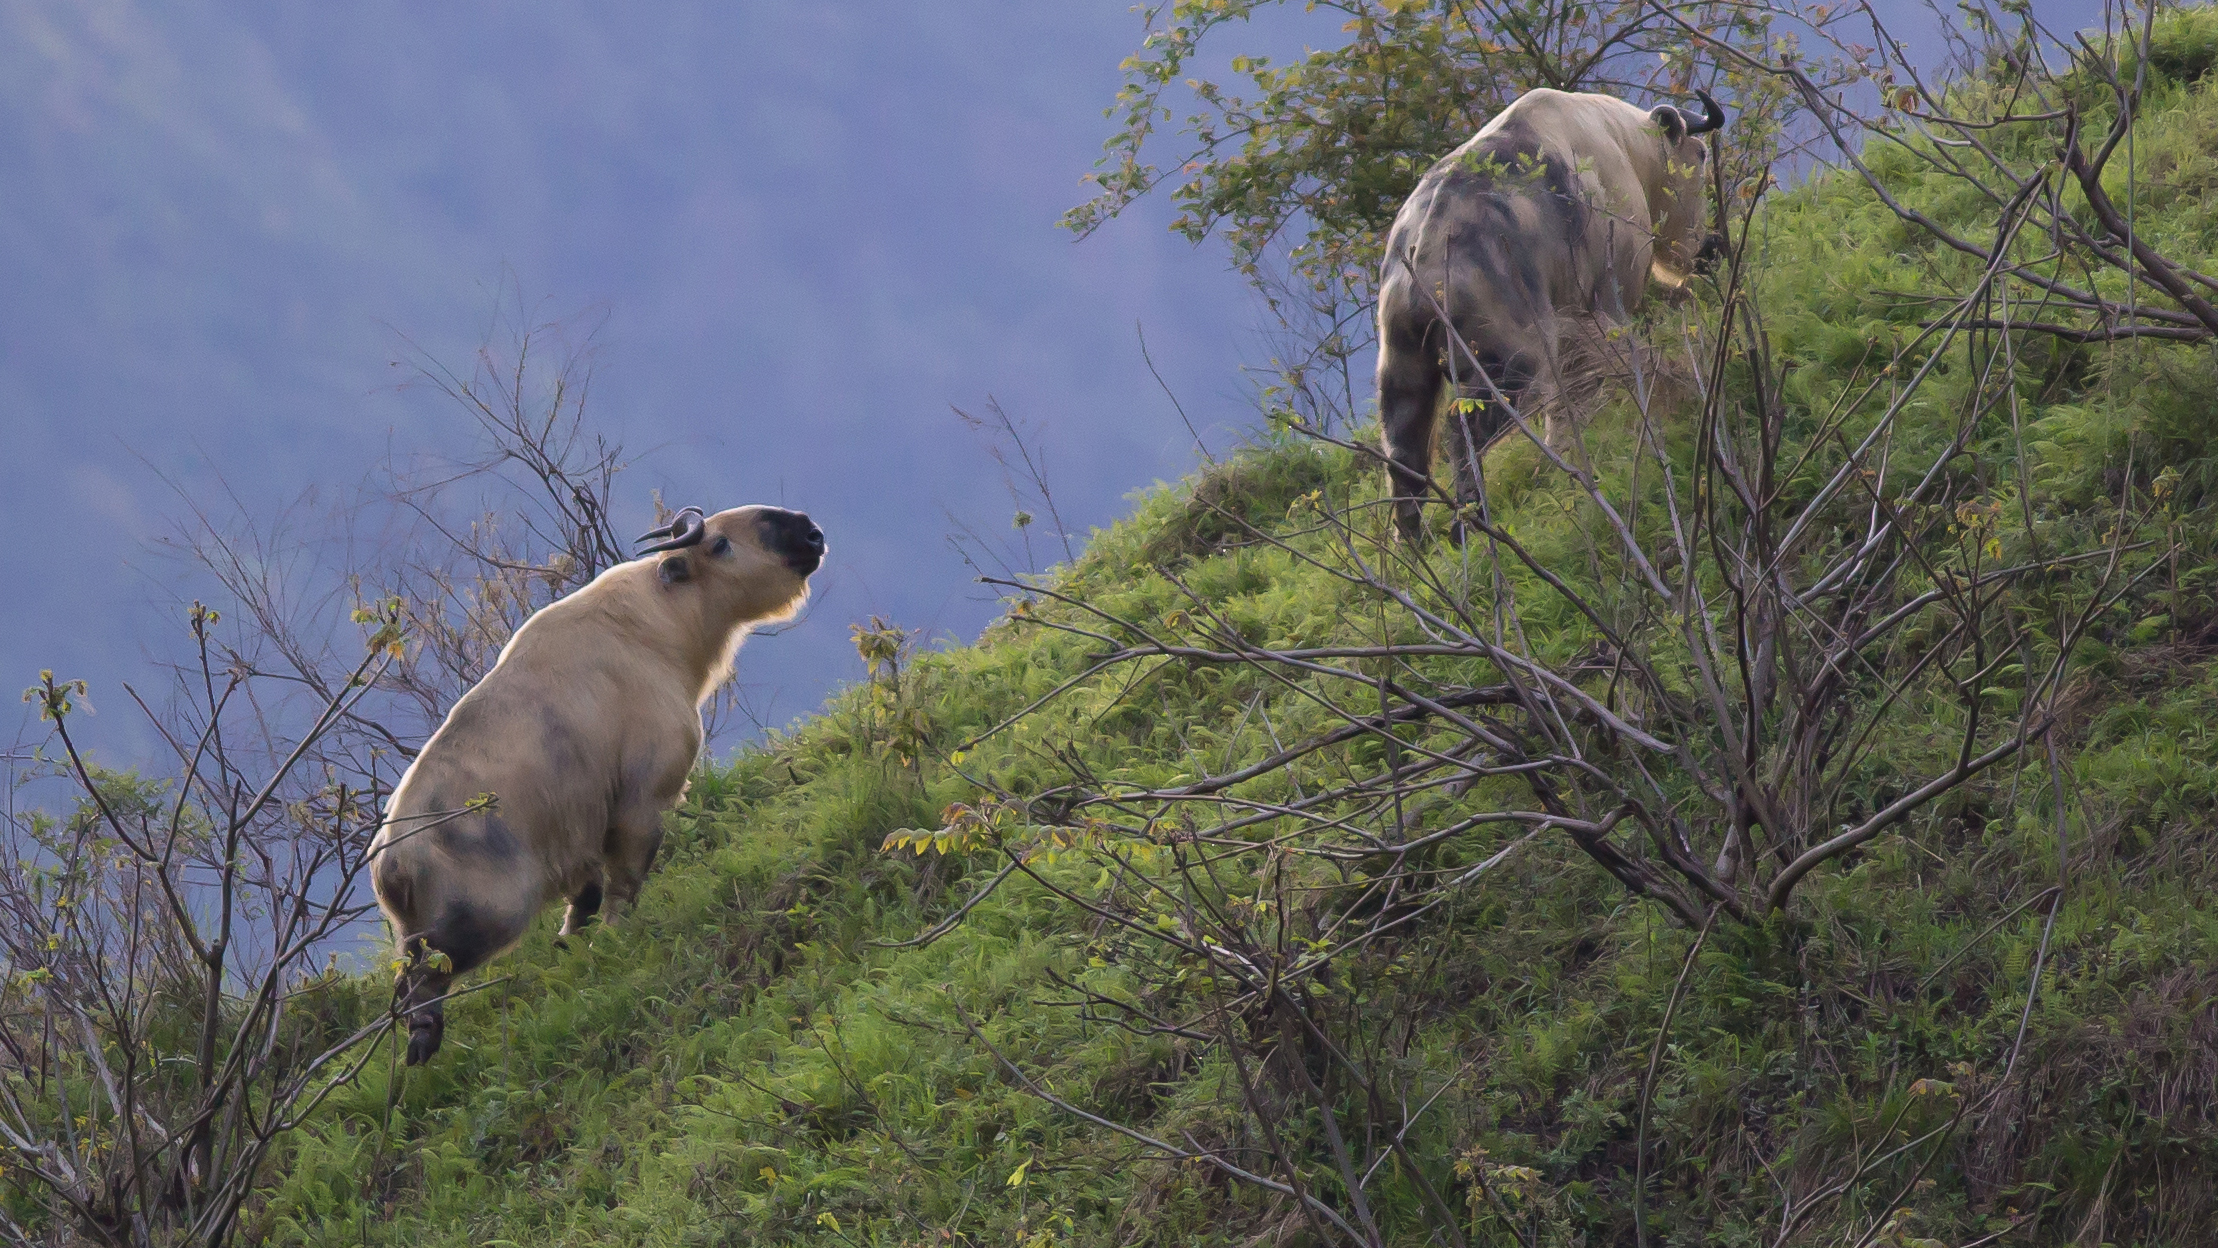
[1377,320,1445,544]
[600,806,668,927]
[393,937,454,1067]
[394,901,526,1065]
[558,872,604,940]
[1440,351,1538,544]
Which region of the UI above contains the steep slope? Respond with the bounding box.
[263,32,2218,1248]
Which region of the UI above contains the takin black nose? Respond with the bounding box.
[760,508,825,574]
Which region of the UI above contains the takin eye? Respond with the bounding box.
[710,535,732,556]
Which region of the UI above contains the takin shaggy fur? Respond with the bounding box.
[372,504,824,1064]
[1376,86,1725,541]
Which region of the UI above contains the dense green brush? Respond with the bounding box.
[221,13,2218,1248]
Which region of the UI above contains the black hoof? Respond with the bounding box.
[405,1020,443,1066]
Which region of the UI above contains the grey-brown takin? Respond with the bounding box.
[1376,86,1726,541]
[371,504,824,1064]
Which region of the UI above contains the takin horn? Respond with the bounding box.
[1685,89,1727,136]
[636,506,708,553]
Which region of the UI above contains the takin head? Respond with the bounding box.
[634,503,827,700]
[639,504,825,618]
[1643,89,1727,285]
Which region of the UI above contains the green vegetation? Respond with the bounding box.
[230,19,2218,1243]
[17,5,2218,1247]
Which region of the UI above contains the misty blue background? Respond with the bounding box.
[1,2,1331,760]
[0,1,2101,762]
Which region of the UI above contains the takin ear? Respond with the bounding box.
[1650,104,1688,145]
[659,555,693,585]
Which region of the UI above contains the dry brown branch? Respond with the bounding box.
[0,612,423,1246]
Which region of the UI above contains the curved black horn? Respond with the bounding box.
[635,505,704,542]
[636,506,708,553]
[1685,89,1726,136]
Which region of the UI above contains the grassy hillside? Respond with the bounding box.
[256,25,2218,1248]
